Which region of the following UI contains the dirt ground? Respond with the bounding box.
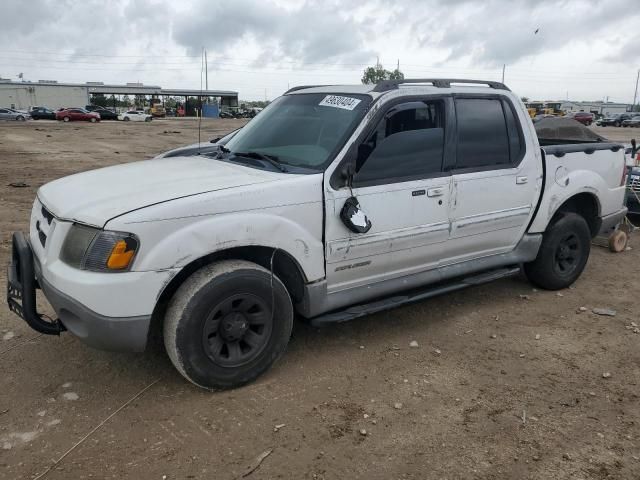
[0,119,639,480]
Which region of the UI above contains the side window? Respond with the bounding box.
[502,100,524,162]
[455,98,509,169]
[354,100,445,185]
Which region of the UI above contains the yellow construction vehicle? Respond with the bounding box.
[149,98,166,118]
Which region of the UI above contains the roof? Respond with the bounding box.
[0,80,237,97]
[286,79,511,97]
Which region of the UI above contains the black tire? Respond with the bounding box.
[90,117,97,123]
[164,260,294,390]
[16,115,25,121]
[63,116,70,122]
[615,122,621,127]
[524,213,591,290]
[124,117,130,121]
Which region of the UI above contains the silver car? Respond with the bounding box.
[0,108,30,121]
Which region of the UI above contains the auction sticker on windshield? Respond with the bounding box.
[319,95,362,111]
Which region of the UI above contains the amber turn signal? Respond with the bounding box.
[107,240,136,269]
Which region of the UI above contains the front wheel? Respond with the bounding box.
[63,116,70,122]
[16,115,25,121]
[90,117,97,123]
[164,260,293,390]
[524,213,591,290]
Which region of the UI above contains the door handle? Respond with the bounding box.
[516,176,528,185]
[427,187,445,197]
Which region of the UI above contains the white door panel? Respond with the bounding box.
[325,177,451,291]
[448,162,538,260]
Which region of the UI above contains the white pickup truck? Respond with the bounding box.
[8,79,627,389]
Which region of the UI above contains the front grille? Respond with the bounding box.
[630,177,640,192]
[41,205,53,225]
[33,201,55,249]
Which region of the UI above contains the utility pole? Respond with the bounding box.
[205,49,208,91]
[397,58,400,71]
[501,64,505,83]
[633,69,640,111]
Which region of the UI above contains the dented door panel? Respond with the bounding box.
[325,177,451,292]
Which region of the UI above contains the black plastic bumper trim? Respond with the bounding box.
[7,232,65,335]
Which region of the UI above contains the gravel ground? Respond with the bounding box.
[0,119,639,480]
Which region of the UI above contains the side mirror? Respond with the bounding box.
[340,162,355,186]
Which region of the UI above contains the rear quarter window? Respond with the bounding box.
[455,98,510,169]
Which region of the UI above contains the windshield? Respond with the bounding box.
[224,93,370,171]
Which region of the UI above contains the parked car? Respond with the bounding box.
[566,111,594,126]
[118,110,152,122]
[55,108,100,122]
[29,107,56,120]
[621,115,640,127]
[626,165,640,213]
[0,108,30,121]
[93,107,118,120]
[8,79,627,390]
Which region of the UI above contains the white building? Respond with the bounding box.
[560,101,630,116]
[0,79,238,112]
[0,80,89,110]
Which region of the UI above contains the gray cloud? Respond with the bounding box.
[403,0,636,67]
[172,0,375,66]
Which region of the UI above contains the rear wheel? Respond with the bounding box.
[16,115,25,121]
[164,260,294,390]
[124,116,130,121]
[524,213,591,290]
[63,116,70,122]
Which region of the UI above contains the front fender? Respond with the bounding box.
[126,211,324,281]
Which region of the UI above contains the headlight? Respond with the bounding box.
[60,224,139,272]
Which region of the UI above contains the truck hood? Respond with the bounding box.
[38,156,283,227]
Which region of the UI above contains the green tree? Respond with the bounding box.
[361,64,404,85]
[122,95,131,107]
[89,93,108,107]
[134,95,147,108]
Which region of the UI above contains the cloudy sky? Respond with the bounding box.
[2,0,639,102]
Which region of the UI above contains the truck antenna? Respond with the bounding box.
[198,47,204,155]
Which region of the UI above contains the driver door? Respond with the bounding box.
[324,97,454,293]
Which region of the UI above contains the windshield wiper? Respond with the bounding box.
[233,151,287,172]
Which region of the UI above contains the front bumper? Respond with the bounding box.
[7,232,155,352]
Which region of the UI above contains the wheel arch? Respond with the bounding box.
[149,245,308,340]
[550,192,601,237]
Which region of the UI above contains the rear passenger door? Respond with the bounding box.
[447,96,539,263]
[325,97,453,291]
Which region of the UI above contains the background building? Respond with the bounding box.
[558,101,629,116]
[0,79,238,116]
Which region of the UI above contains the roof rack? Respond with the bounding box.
[284,84,336,94]
[372,78,510,93]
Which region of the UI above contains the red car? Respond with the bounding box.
[567,111,594,126]
[55,108,100,123]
